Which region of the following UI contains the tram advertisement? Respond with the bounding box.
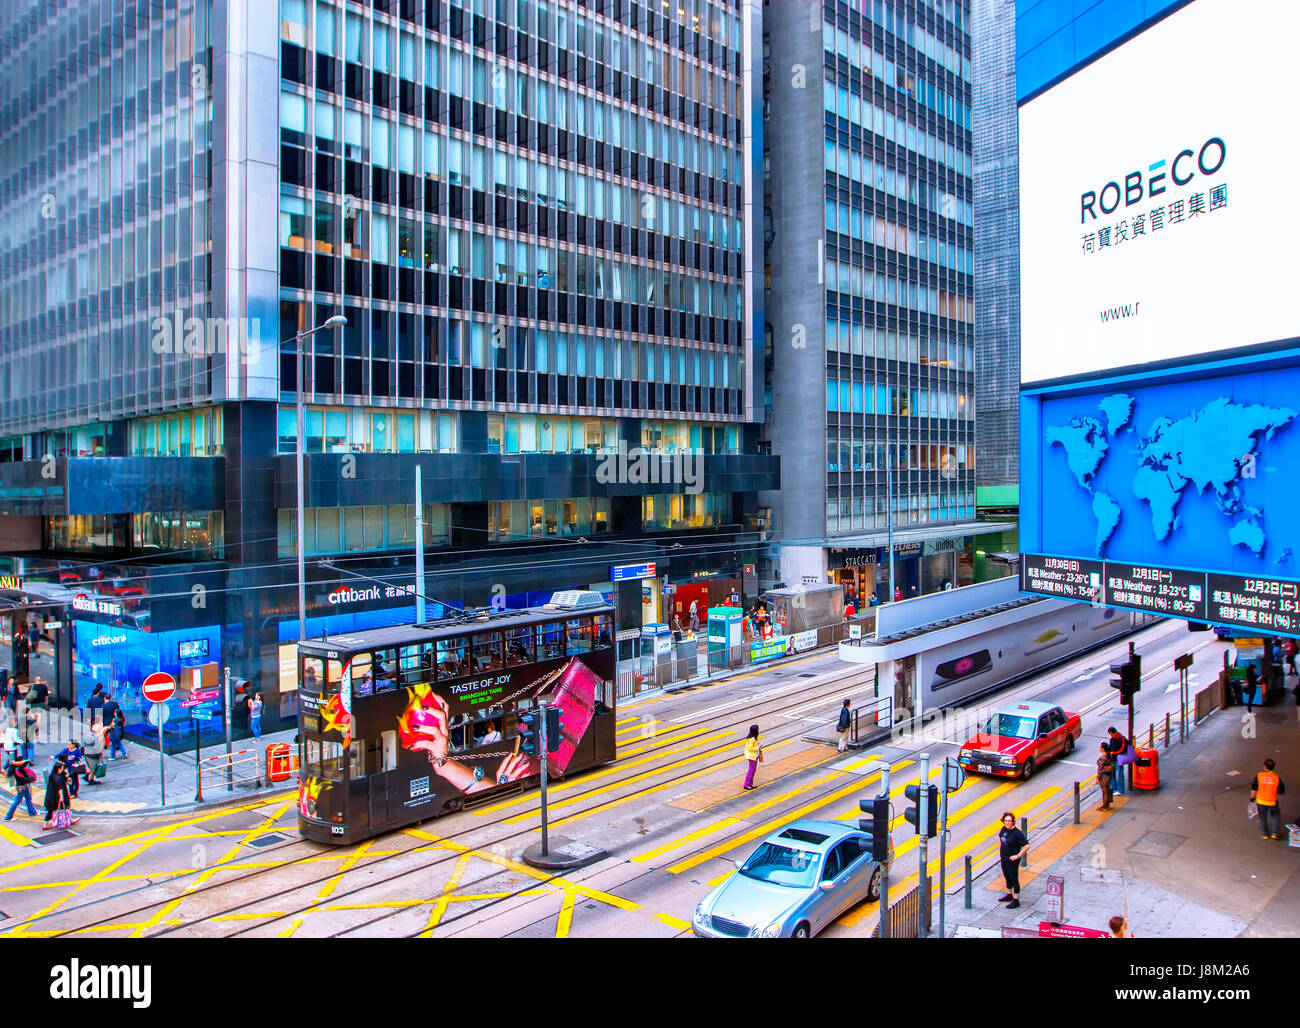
[299,646,613,834]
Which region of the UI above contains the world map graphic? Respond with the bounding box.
[1045,394,1297,559]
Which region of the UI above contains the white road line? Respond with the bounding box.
[1060,759,1093,767]
[668,666,871,723]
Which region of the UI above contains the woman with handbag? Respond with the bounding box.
[42,760,78,831]
[742,724,763,791]
[1106,727,1131,796]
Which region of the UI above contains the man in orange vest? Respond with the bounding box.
[1251,758,1286,840]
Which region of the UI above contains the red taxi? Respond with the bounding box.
[958,700,1081,780]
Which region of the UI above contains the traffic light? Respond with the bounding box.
[858,795,891,861]
[1108,656,1142,704]
[518,710,541,756]
[544,705,562,754]
[904,783,938,837]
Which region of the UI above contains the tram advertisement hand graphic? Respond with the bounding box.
[494,750,532,785]
[397,685,450,762]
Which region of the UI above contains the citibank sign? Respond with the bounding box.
[73,594,123,617]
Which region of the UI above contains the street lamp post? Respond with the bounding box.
[296,315,348,646]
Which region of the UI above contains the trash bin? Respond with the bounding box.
[266,742,292,783]
[1133,746,1160,790]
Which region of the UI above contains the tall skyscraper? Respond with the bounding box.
[0,0,776,738]
[763,0,998,602]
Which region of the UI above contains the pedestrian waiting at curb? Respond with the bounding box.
[1096,743,1116,811]
[742,724,763,790]
[1105,727,1131,796]
[1251,758,1286,840]
[836,698,852,754]
[248,690,264,740]
[996,812,1029,910]
[3,753,38,821]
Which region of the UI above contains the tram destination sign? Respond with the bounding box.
[1022,555,1300,637]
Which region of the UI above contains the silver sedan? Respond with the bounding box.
[692,819,892,938]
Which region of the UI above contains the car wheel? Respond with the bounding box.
[1021,758,1036,780]
[867,865,883,901]
[791,922,811,939]
[1061,735,1074,756]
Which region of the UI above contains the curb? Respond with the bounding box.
[0,779,299,819]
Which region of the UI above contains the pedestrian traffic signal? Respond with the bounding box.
[904,783,938,837]
[858,795,891,861]
[1108,657,1141,704]
[544,704,562,754]
[518,710,541,755]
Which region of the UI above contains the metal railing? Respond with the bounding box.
[850,694,895,746]
[615,621,850,698]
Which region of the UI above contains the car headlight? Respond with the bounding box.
[693,903,709,927]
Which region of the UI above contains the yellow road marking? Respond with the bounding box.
[0,822,31,848]
[402,828,641,912]
[278,918,304,938]
[507,730,750,824]
[546,739,796,831]
[639,756,904,867]
[314,838,376,904]
[555,888,578,938]
[8,834,162,934]
[474,728,733,815]
[655,912,692,932]
[615,717,640,727]
[417,852,473,938]
[617,725,713,757]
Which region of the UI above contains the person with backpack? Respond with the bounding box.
[108,708,127,759]
[4,752,38,821]
[42,760,77,830]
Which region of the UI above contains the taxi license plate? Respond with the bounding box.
[977,764,993,773]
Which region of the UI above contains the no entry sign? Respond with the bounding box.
[141,671,177,703]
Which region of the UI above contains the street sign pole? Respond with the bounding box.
[878,760,891,940]
[918,751,930,938]
[538,697,549,858]
[158,717,165,807]
[223,667,233,791]
[195,708,203,803]
[938,757,961,939]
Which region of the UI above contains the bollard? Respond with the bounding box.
[1020,816,1029,869]
[1148,722,1154,749]
[1164,711,1170,749]
[1073,781,1081,824]
[964,855,973,909]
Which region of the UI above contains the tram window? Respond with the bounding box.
[473,714,504,745]
[349,740,365,779]
[373,648,398,691]
[436,637,468,676]
[473,632,503,670]
[320,739,346,781]
[448,713,471,753]
[325,660,343,695]
[565,618,592,655]
[302,657,324,692]
[593,614,614,647]
[399,644,429,684]
[351,654,373,697]
[506,625,533,664]
[305,739,322,775]
[380,730,397,771]
[539,622,564,659]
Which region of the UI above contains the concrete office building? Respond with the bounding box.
[0,0,776,742]
[762,0,1004,602]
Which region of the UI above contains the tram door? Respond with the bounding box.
[367,730,398,830]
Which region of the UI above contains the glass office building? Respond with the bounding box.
[763,0,1000,599]
[0,0,775,739]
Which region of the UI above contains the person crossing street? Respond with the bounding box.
[836,699,852,753]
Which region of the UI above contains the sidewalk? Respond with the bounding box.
[950,692,1300,938]
[0,707,299,818]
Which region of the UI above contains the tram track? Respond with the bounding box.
[26,655,870,938]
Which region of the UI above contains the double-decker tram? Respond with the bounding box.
[296,591,616,844]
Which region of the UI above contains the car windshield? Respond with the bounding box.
[738,842,822,888]
[983,714,1036,740]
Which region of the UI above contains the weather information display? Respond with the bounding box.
[1020,555,1104,604]
[1023,554,1300,636]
